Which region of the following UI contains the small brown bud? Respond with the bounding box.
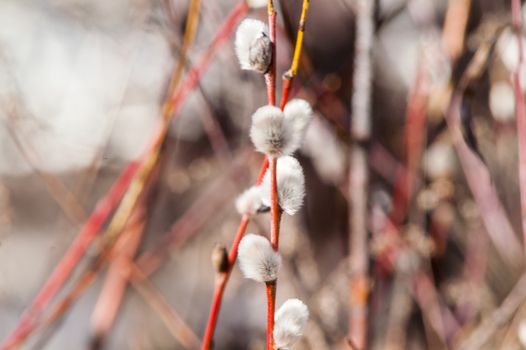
[211,244,229,273]
[249,33,272,74]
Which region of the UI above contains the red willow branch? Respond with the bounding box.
[265,0,277,106]
[200,160,267,350]
[265,1,309,347]
[266,155,280,350]
[202,0,310,347]
[389,61,427,225]
[88,205,147,350]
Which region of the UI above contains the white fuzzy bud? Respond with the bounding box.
[261,156,305,215]
[274,298,309,349]
[235,186,266,216]
[424,142,455,179]
[250,105,291,156]
[283,99,314,152]
[519,319,526,347]
[246,0,267,8]
[250,100,313,157]
[489,81,515,122]
[238,233,281,282]
[235,19,272,73]
[497,28,526,74]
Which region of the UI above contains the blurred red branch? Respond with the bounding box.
[511,0,526,256]
[0,160,140,350]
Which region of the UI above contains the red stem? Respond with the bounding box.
[266,282,277,350]
[88,202,147,348]
[204,2,278,348]
[200,156,270,349]
[266,156,281,349]
[269,157,280,249]
[256,157,270,185]
[201,216,250,350]
[280,78,293,110]
[265,10,277,106]
[389,63,427,225]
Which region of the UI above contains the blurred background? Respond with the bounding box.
[1,0,526,349]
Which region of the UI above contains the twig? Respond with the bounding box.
[129,264,201,350]
[88,205,147,350]
[265,0,277,106]
[5,112,86,224]
[264,2,279,345]
[265,281,277,350]
[266,154,281,349]
[201,215,250,350]
[446,87,523,267]
[280,0,309,109]
[441,0,471,61]
[349,0,374,348]
[389,59,427,225]
[200,157,269,349]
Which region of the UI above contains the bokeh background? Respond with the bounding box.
[1,0,525,349]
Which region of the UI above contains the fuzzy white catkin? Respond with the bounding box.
[424,142,455,179]
[261,156,305,215]
[274,298,309,349]
[250,100,313,157]
[238,234,281,282]
[489,81,515,122]
[519,319,526,347]
[497,28,526,74]
[235,186,264,216]
[250,105,292,156]
[283,99,314,152]
[246,0,267,8]
[235,19,271,73]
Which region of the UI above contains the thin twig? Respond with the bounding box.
[201,216,250,350]
[129,264,201,350]
[265,0,277,106]
[5,112,86,224]
[280,0,309,110]
[349,0,374,348]
[87,157,157,349]
[88,205,147,350]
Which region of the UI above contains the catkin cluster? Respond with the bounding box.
[232,17,312,349]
